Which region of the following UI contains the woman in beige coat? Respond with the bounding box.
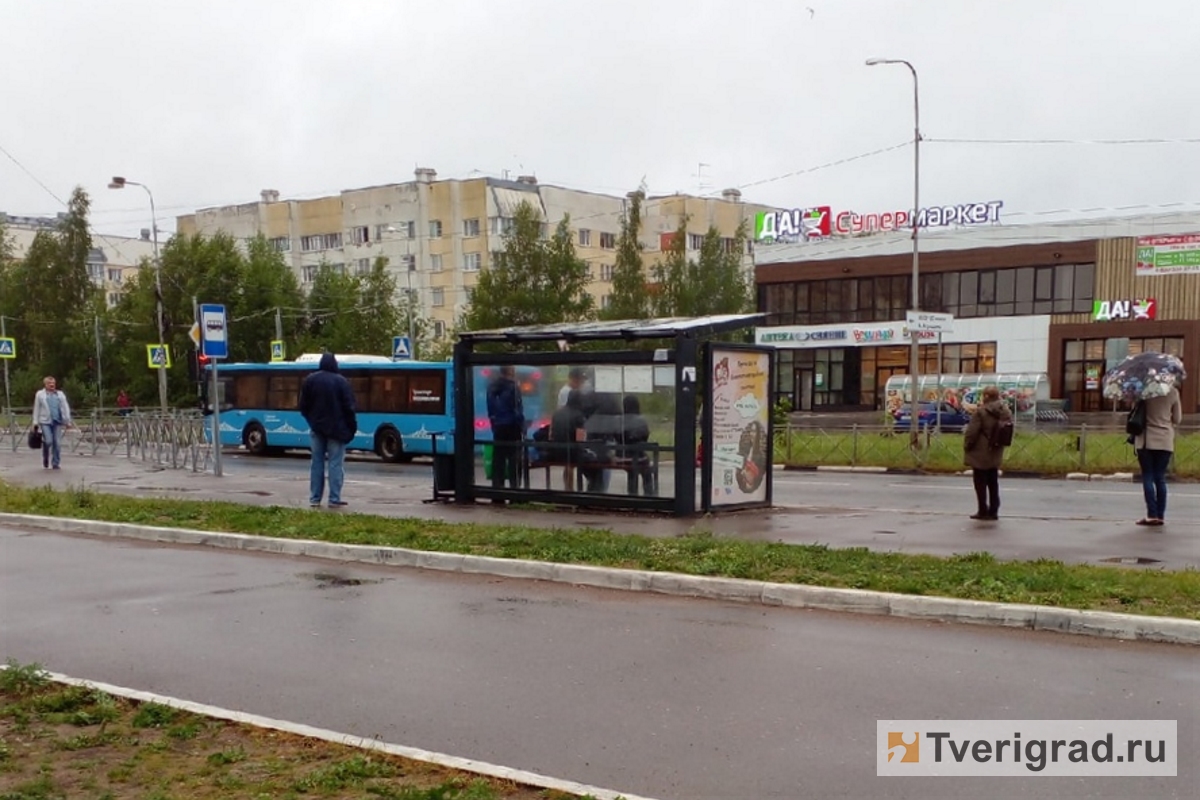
[963,386,1013,520]
[1133,387,1183,526]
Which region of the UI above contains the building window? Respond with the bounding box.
[490,217,516,236]
[378,221,414,240]
[300,233,342,252]
[269,236,291,253]
[688,233,704,250]
[432,288,445,307]
[107,292,122,308]
[430,254,443,272]
[759,263,1095,326]
[330,262,345,275]
[433,320,447,339]
[600,232,617,249]
[463,218,481,238]
[429,220,443,239]
[600,263,614,282]
[354,258,372,276]
[87,263,104,281]
[351,225,370,245]
[302,265,319,283]
[601,294,612,309]
[463,252,482,272]
[721,237,739,255]
[464,287,474,303]
[107,268,122,283]
[401,254,416,272]
[1063,336,1184,413]
[578,228,592,246]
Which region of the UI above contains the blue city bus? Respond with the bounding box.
[208,356,550,462]
[209,355,454,462]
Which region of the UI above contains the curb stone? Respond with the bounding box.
[15,668,659,800]
[5,512,1200,647]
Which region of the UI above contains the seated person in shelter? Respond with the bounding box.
[550,389,587,490]
[620,395,655,496]
[581,391,623,491]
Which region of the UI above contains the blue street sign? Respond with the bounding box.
[270,340,285,362]
[392,336,412,361]
[0,337,14,359]
[200,304,228,359]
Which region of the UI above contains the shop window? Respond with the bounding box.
[1164,338,1185,357]
[995,269,1015,316]
[1072,264,1095,313]
[978,271,996,305]
[1014,267,1035,315]
[941,273,959,316]
[1053,264,1075,313]
[959,271,978,317]
[1085,339,1104,360]
[1065,340,1084,361]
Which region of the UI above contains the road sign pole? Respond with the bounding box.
[211,360,222,477]
[1,316,10,418]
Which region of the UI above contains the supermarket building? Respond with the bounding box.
[753,206,1200,413]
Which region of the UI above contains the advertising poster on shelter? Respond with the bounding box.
[710,348,771,507]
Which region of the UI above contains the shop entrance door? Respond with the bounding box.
[795,368,814,412]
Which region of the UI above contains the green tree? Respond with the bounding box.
[5,188,100,400]
[602,189,649,321]
[233,236,305,363]
[651,219,752,318]
[461,201,594,333]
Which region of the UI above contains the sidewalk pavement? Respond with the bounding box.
[1,447,1198,570]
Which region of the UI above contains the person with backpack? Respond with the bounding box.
[962,385,1013,520]
[1129,387,1183,527]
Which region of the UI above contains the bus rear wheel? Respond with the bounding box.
[376,426,409,463]
[243,422,269,456]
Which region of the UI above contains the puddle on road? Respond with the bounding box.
[301,571,387,589]
[1099,557,1163,566]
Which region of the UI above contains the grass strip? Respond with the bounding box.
[0,660,592,800]
[2,480,1199,620]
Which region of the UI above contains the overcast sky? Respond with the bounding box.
[3,0,1199,238]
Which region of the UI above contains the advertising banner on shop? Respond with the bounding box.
[1136,233,1200,276]
[703,344,773,510]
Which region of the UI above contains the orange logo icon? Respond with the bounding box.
[887,732,919,763]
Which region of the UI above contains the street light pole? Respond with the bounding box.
[866,58,921,449]
[109,176,169,414]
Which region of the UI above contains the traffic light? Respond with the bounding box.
[187,351,211,383]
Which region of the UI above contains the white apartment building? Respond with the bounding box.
[2,213,157,308]
[177,169,778,338]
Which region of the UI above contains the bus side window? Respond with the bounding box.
[370,375,409,413]
[268,375,301,410]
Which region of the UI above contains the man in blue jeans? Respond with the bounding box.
[299,353,358,509]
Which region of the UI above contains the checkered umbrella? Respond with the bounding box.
[1102,352,1187,401]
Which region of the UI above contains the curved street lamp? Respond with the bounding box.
[108,176,169,414]
[866,58,922,449]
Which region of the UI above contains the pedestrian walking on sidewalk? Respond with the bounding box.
[963,385,1012,520]
[1132,386,1183,527]
[32,376,73,470]
[299,353,357,509]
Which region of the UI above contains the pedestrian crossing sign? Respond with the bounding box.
[270,340,286,362]
[146,344,172,369]
[392,335,412,361]
[0,337,14,359]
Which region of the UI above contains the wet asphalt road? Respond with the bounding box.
[2,524,1196,800]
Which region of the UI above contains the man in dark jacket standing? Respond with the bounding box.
[299,353,358,508]
[963,385,1013,520]
[486,366,525,496]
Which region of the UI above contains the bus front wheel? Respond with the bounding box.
[375,426,409,463]
[243,422,269,456]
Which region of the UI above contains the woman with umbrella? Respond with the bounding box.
[1103,352,1185,527]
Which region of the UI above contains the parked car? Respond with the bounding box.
[892,402,972,432]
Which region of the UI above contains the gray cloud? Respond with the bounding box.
[2,0,1198,236]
